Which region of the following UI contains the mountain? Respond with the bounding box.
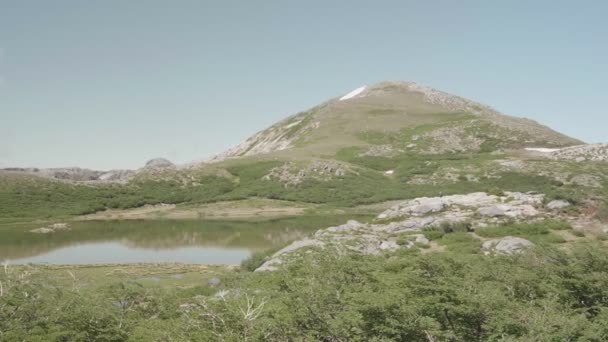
[211,81,581,161]
[0,157,175,182]
[1,81,605,224]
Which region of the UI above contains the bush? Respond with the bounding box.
[475,220,571,243]
[4,242,608,341]
[240,248,279,272]
[423,229,445,241]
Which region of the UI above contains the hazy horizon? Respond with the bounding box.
[1,1,607,170]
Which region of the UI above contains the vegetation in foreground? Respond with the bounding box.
[2,241,608,341]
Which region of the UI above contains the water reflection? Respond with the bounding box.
[11,243,252,265]
[0,217,330,265]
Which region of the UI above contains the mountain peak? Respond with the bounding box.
[210,82,581,162]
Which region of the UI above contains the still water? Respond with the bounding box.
[0,217,335,265]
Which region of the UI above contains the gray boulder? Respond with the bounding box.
[547,200,570,210]
[478,206,506,217]
[482,236,534,255]
[144,158,175,169]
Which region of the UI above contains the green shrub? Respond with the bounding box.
[571,230,586,237]
[240,248,279,272]
[437,232,481,254]
[423,229,445,241]
[439,220,472,233]
[4,242,608,341]
[475,220,571,244]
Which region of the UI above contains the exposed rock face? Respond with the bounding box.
[549,143,608,162]
[209,109,322,162]
[482,237,534,255]
[547,200,571,210]
[256,239,325,272]
[144,158,175,169]
[378,192,544,220]
[256,191,550,272]
[262,160,353,186]
[360,145,401,157]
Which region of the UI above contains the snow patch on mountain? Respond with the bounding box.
[525,147,562,153]
[339,86,367,101]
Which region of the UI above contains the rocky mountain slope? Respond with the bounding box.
[211,81,581,161]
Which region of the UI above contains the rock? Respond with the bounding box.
[547,200,571,210]
[412,234,429,245]
[411,202,444,216]
[207,277,221,286]
[478,206,506,217]
[482,237,534,255]
[257,191,549,271]
[378,240,399,251]
[30,223,70,234]
[507,205,539,217]
[255,239,324,272]
[30,227,54,234]
[548,143,608,162]
[262,161,353,186]
[144,158,175,169]
[377,192,544,221]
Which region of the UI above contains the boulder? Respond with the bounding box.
[144,158,175,169]
[255,239,324,272]
[482,236,534,255]
[378,240,400,251]
[478,206,506,217]
[547,200,571,210]
[411,202,445,216]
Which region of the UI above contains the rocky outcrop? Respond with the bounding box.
[548,143,608,162]
[378,192,544,221]
[256,191,554,271]
[144,158,175,169]
[482,237,534,255]
[547,200,571,210]
[262,160,354,186]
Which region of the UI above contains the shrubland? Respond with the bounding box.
[2,241,608,341]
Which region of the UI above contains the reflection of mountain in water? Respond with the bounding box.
[120,228,308,250]
[0,215,361,261]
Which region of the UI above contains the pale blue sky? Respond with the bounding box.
[1,1,606,170]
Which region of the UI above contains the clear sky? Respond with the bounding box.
[1,0,606,170]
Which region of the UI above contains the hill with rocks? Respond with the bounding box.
[0,81,605,228]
